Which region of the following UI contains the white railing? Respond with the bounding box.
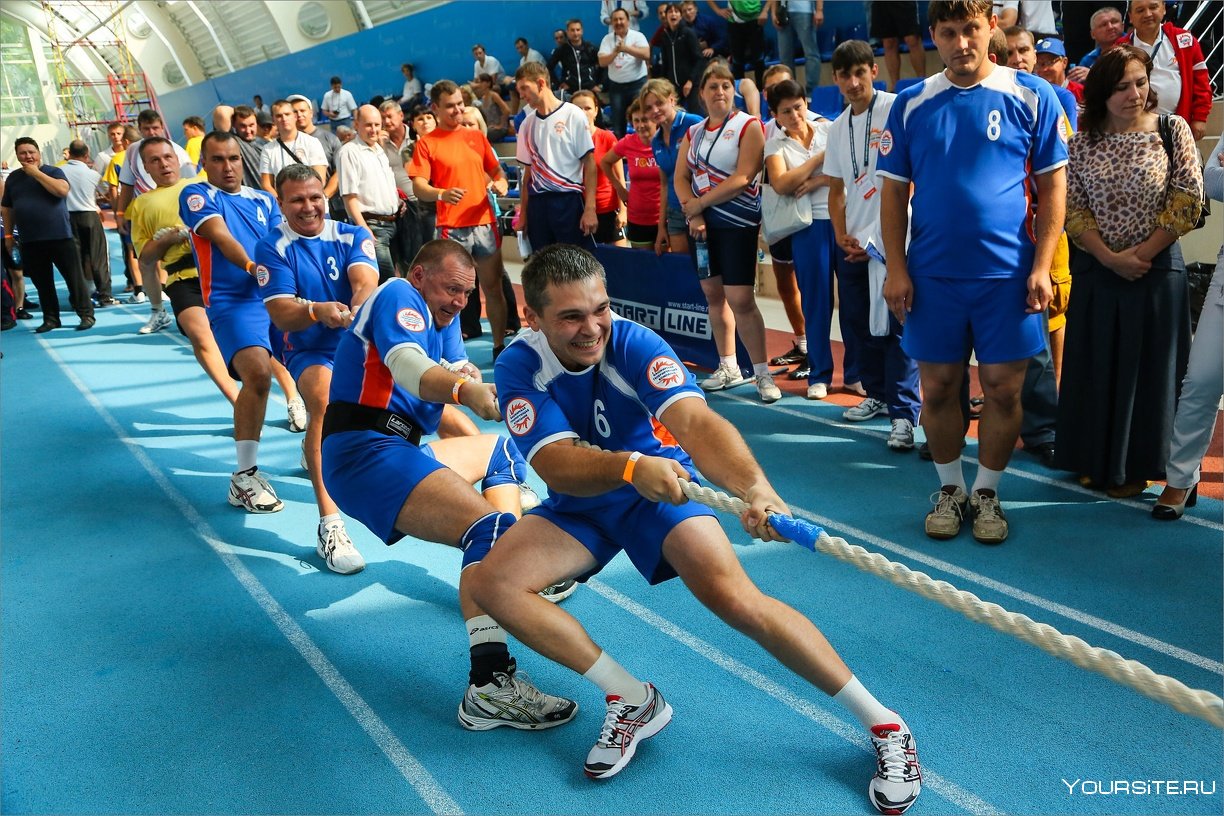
[1184,0,1224,99]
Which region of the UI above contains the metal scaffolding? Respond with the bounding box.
[40,0,158,136]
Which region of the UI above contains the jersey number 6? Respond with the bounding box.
[593,399,611,438]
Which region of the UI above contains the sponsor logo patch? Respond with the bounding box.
[505,397,536,435]
[878,130,893,156]
[186,193,205,212]
[361,238,376,259]
[1177,32,1193,49]
[397,308,426,332]
[646,356,685,390]
[255,265,270,286]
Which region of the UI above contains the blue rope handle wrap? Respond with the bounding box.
[766,513,823,551]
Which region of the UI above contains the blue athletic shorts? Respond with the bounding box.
[321,430,447,545]
[530,492,717,585]
[902,276,1046,365]
[284,348,334,382]
[209,300,273,376]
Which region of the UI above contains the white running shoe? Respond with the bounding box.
[700,364,748,392]
[584,683,672,779]
[868,720,922,815]
[806,382,829,400]
[138,308,172,335]
[756,372,782,403]
[286,396,307,433]
[844,397,887,421]
[518,483,541,512]
[127,291,148,304]
[887,418,915,451]
[538,579,578,603]
[458,669,578,731]
[317,520,365,574]
[227,467,284,513]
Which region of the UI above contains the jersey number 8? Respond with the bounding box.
[986,110,1002,142]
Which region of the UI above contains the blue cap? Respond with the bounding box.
[1035,38,1067,58]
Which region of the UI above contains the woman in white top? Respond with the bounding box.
[763,78,839,401]
[675,61,780,403]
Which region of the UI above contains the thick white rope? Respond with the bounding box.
[580,442,1223,728]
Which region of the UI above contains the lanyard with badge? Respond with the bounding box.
[693,114,732,194]
[847,93,877,201]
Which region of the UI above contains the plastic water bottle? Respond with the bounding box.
[695,237,710,279]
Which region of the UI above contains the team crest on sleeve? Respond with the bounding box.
[1176,32,1193,48]
[878,130,893,156]
[397,307,426,332]
[255,265,270,286]
[361,238,376,258]
[646,356,685,390]
[186,193,205,212]
[505,398,536,436]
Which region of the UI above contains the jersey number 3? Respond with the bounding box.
[326,256,340,280]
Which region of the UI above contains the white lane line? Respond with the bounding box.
[587,580,1003,816]
[40,338,464,816]
[721,391,1224,533]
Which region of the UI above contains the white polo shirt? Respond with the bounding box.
[599,30,649,84]
[337,137,399,216]
[61,159,102,213]
[259,131,328,179]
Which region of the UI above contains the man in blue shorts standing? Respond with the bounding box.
[321,238,579,731]
[878,0,1067,544]
[181,131,308,515]
[471,245,921,814]
[256,164,378,574]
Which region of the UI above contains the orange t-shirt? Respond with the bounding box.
[407,127,501,228]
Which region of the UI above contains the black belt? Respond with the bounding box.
[362,212,398,223]
[322,400,421,446]
[164,254,197,274]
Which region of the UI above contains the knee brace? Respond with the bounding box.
[480,435,528,492]
[459,510,517,568]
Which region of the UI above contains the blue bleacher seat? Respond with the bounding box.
[873,80,886,92]
[839,23,869,45]
[894,77,924,94]
[809,85,843,119]
[817,26,836,62]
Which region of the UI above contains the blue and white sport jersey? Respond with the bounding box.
[329,278,454,435]
[255,220,377,357]
[494,315,704,513]
[875,66,1068,280]
[652,109,704,211]
[516,102,595,196]
[685,110,763,229]
[180,182,280,308]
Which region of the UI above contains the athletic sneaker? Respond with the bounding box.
[844,397,887,422]
[845,380,868,397]
[584,684,672,779]
[127,291,148,304]
[700,364,748,392]
[756,372,781,403]
[769,344,806,366]
[286,396,307,433]
[458,669,578,731]
[228,467,284,513]
[518,483,541,512]
[806,382,828,400]
[539,579,578,603]
[868,720,922,815]
[138,308,172,335]
[969,490,1008,544]
[317,519,365,574]
[887,418,915,451]
[924,486,967,540]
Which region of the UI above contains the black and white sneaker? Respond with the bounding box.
[868,720,922,815]
[228,467,284,513]
[769,344,806,366]
[584,683,672,779]
[458,669,578,731]
[538,579,578,603]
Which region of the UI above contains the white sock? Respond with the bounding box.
[318,513,341,531]
[832,675,897,731]
[720,354,737,371]
[971,465,1004,495]
[583,651,647,704]
[753,362,770,378]
[795,335,807,353]
[235,440,258,473]
[934,458,966,492]
[466,615,507,647]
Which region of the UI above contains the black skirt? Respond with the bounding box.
[1053,243,1191,486]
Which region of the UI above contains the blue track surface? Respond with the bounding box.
[2,245,1221,815]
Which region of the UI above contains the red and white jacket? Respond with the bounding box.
[1118,22,1213,126]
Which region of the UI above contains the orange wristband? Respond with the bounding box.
[622,451,642,484]
[307,301,318,321]
[245,260,256,274]
[452,375,469,404]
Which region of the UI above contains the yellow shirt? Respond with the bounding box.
[103,149,126,188]
[128,178,193,270]
[185,135,203,166]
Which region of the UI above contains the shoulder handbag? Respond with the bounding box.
[761,183,812,244]
[1156,114,1209,230]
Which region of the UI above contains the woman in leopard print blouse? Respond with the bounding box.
[1054,45,1203,498]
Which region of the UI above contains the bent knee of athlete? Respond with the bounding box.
[480,435,528,492]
